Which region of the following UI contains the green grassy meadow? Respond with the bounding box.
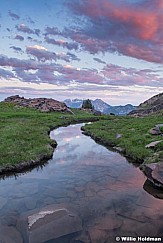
[0,102,100,167]
[82,114,163,165]
[0,101,162,169]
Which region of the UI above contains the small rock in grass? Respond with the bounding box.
[113,146,124,152]
[116,133,123,139]
[145,140,162,148]
[149,127,161,135]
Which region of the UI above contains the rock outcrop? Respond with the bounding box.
[129,92,163,116]
[142,162,163,189]
[4,95,73,113]
[143,179,163,199]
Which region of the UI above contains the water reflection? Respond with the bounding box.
[0,160,49,181]
[0,123,162,243]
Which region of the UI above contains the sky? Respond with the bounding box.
[0,0,163,105]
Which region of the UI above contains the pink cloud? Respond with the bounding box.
[67,0,163,63]
[45,36,79,51]
[60,66,104,84]
[26,45,57,62]
[26,45,79,62]
[16,24,40,36]
[102,64,163,86]
[71,0,161,41]
[0,54,162,88]
[44,26,61,36]
[0,54,38,70]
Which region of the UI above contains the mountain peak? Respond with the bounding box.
[64,98,135,115]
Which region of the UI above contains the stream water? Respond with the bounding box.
[0,123,162,243]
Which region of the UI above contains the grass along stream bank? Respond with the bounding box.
[82,114,163,166]
[1,101,163,176]
[0,102,102,174]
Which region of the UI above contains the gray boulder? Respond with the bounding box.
[152,162,163,185]
[142,162,163,188]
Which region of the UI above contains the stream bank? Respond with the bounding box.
[0,123,162,243]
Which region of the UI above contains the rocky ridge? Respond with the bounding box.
[129,92,163,116]
[4,95,73,113]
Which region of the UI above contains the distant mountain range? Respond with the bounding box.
[64,98,136,115]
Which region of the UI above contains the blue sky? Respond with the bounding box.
[0,0,163,105]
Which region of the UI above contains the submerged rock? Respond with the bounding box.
[25,197,37,210]
[88,216,122,243]
[0,197,7,210]
[0,224,23,243]
[17,204,82,243]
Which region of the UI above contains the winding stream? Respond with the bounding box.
[0,123,163,243]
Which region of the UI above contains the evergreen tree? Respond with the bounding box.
[82,99,93,109]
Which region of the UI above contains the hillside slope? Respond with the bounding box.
[129,92,163,116]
